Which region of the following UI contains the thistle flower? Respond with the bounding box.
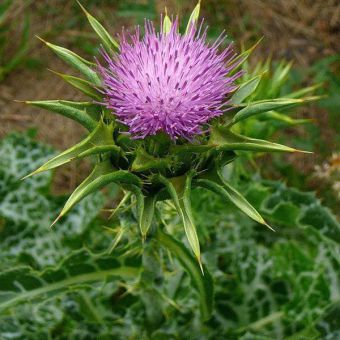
[98,20,241,140]
[22,2,318,320]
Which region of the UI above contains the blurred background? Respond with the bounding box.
[0,1,339,338]
[0,0,339,204]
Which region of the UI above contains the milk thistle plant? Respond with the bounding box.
[22,2,317,319]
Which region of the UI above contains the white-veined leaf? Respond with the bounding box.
[0,249,141,313]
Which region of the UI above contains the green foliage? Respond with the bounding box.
[3,3,336,337]
[189,176,340,338]
[0,132,220,336]
[0,134,338,338]
[292,55,340,154]
[0,132,106,269]
[235,58,318,142]
[156,228,214,321]
[0,249,141,313]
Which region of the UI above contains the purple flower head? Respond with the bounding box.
[98,19,242,140]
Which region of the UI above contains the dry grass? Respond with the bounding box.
[241,0,339,65]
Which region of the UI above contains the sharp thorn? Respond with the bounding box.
[21,173,34,180]
[295,149,313,154]
[21,168,41,180]
[35,35,48,44]
[264,221,275,232]
[198,257,204,275]
[47,68,61,76]
[76,0,89,16]
[50,215,61,229]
